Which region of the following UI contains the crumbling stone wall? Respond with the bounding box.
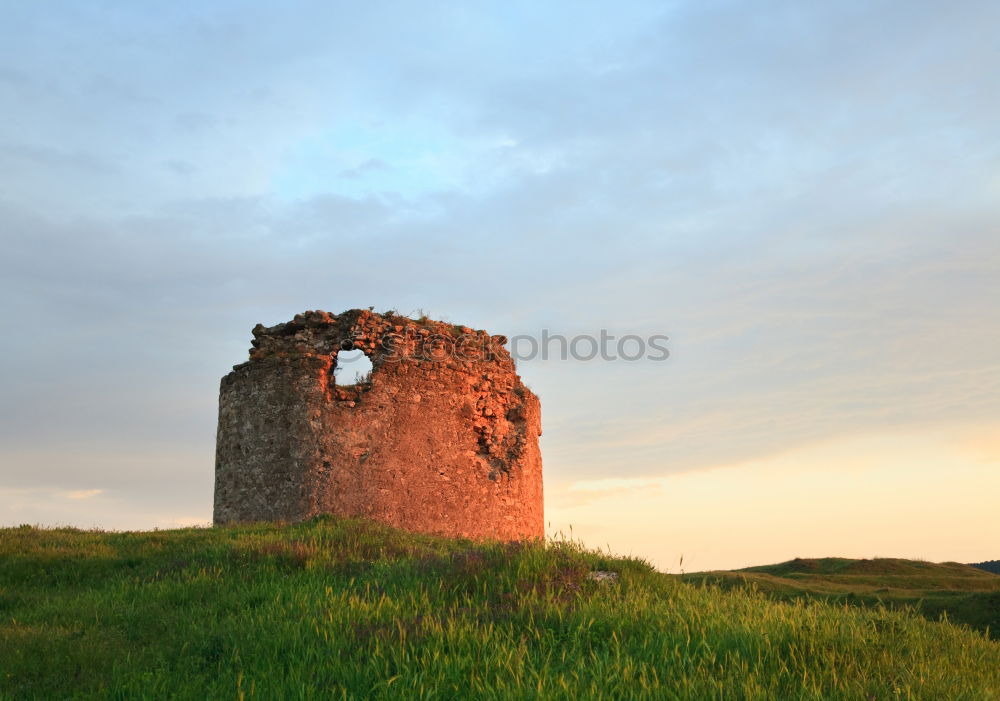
[214,309,543,540]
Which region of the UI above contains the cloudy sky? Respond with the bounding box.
[2,1,998,570]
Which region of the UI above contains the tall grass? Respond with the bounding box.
[2,517,998,699]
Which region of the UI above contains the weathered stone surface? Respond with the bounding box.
[214,309,543,540]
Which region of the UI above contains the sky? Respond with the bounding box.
[1,0,998,571]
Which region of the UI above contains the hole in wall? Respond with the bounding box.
[334,349,373,385]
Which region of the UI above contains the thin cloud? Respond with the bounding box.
[338,158,389,179]
[63,489,104,500]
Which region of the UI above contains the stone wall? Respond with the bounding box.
[214,309,543,540]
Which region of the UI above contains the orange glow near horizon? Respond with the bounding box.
[545,422,1000,572]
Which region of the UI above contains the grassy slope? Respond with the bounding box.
[0,520,997,700]
[685,557,1000,642]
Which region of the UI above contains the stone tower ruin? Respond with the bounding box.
[214,309,543,540]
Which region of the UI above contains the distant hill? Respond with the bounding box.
[743,556,994,579]
[970,560,1000,575]
[685,557,1000,640]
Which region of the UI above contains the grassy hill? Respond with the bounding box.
[684,557,1000,642]
[2,519,998,699]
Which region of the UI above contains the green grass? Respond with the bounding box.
[2,519,998,700]
[684,557,1000,642]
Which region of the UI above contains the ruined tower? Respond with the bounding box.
[214,309,543,540]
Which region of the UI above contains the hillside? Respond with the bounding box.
[685,557,1000,641]
[2,520,999,699]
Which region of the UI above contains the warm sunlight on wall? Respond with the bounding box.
[545,423,1000,572]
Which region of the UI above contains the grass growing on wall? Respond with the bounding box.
[2,517,999,699]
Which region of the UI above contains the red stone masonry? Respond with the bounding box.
[214,309,543,540]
